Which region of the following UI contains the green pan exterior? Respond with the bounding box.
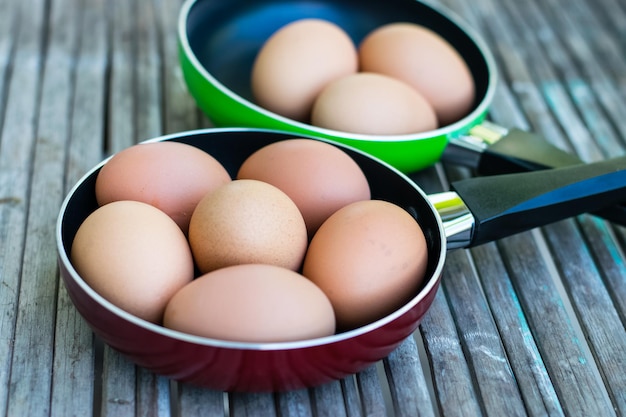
[179,42,488,174]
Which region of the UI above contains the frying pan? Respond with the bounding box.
[178,0,496,174]
[178,0,626,226]
[56,128,626,392]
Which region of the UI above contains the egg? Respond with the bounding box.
[95,141,231,234]
[359,22,475,125]
[251,18,358,121]
[311,72,437,135]
[302,200,429,331]
[237,138,371,236]
[163,264,336,343]
[70,200,195,324]
[188,179,308,273]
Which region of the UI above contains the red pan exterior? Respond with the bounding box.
[59,257,441,391]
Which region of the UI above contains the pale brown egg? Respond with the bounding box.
[71,200,195,324]
[237,138,371,237]
[188,179,308,274]
[310,72,438,135]
[163,264,336,343]
[302,200,428,331]
[251,18,358,122]
[359,22,475,125]
[95,141,231,234]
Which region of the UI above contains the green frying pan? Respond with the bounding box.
[178,0,496,174]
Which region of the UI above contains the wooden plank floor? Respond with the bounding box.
[0,0,625,415]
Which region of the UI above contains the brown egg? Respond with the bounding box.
[251,18,358,121]
[95,141,231,234]
[71,200,195,324]
[302,200,428,331]
[188,179,308,273]
[310,72,437,135]
[359,22,475,125]
[237,138,371,236]
[163,264,336,343]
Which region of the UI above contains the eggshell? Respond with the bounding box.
[302,200,428,331]
[359,22,475,125]
[188,179,308,273]
[310,72,438,135]
[251,18,358,121]
[95,141,231,234]
[70,200,195,324]
[237,138,371,236]
[163,264,336,343]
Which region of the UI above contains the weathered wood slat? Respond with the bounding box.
[177,383,225,416]
[135,0,162,142]
[107,0,136,154]
[63,0,108,183]
[420,288,483,417]
[440,248,527,417]
[0,0,17,128]
[0,0,48,415]
[310,380,350,417]
[136,370,172,417]
[470,243,565,417]
[230,391,278,416]
[155,0,202,135]
[577,216,626,324]
[276,389,314,417]
[355,364,388,417]
[383,336,435,417]
[100,348,138,417]
[338,376,365,417]
[542,219,626,414]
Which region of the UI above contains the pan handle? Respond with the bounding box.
[444,122,583,174]
[444,122,626,226]
[433,155,626,248]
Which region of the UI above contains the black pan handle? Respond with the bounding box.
[477,128,583,174]
[449,155,626,247]
[444,124,626,226]
[443,124,582,173]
